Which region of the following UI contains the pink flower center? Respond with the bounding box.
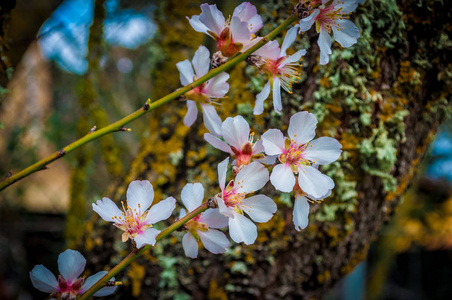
[111,201,151,239]
[222,180,246,208]
[51,276,84,299]
[316,1,350,33]
[263,57,302,94]
[185,82,210,103]
[279,139,311,170]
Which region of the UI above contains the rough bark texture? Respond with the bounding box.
[79,0,452,299]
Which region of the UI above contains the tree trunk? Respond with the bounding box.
[80,0,452,299]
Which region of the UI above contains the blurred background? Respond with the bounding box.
[0,0,451,299]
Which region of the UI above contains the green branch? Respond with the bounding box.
[79,202,209,299]
[0,15,297,192]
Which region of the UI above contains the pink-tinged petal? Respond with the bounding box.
[204,133,233,154]
[298,9,319,32]
[176,59,194,86]
[318,27,332,65]
[272,77,282,114]
[233,2,257,21]
[133,228,160,248]
[218,157,229,191]
[270,163,296,192]
[146,197,176,224]
[192,45,210,78]
[201,104,222,137]
[187,15,209,35]
[222,116,250,150]
[228,212,257,245]
[230,16,251,44]
[254,81,271,115]
[216,195,235,218]
[279,49,307,68]
[30,265,58,293]
[205,72,230,98]
[253,139,265,154]
[127,180,154,212]
[199,208,228,229]
[288,111,318,145]
[293,195,310,231]
[199,4,225,37]
[181,183,204,212]
[182,233,199,258]
[241,194,277,223]
[81,271,117,296]
[184,100,198,128]
[280,25,299,57]
[198,229,229,254]
[242,36,262,52]
[297,165,335,199]
[333,19,360,48]
[58,249,86,283]
[235,161,269,194]
[253,40,280,60]
[92,197,122,223]
[262,129,285,155]
[248,14,263,34]
[304,137,342,165]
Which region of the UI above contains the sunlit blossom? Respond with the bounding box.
[92,180,176,248]
[30,249,117,299]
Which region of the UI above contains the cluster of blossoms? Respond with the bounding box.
[30,1,361,298]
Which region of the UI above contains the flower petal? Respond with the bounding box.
[204,133,233,154]
[297,165,335,199]
[198,229,229,254]
[176,59,194,86]
[262,128,285,155]
[133,228,160,248]
[293,195,310,231]
[199,208,228,229]
[279,49,307,68]
[241,195,277,223]
[228,212,257,245]
[298,9,319,32]
[254,81,271,115]
[230,16,251,44]
[181,183,204,212]
[187,15,209,35]
[205,72,230,98]
[248,14,263,34]
[192,45,210,78]
[272,78,282,114]
[146,197,176,224]
[253,40,280,60]
[304,137,342,165]
[253,139,265,154]
[280,25,299,57]
[199,3,225,37]
[81,271,117,296]
[222,115,250,150]
[127,180,154,212]
[184,100,198,127]
[318,27,332,65]
[58,249,86,283]
[182,233,199,258]
[201,104,222,137]
[30,265,58,293]
[218,157,229,191]
[333,19,360,48]
[288,111,318,145]
[233,2,257,21]
[92,197,122,223]
[270,163,296,192]
[216,195,235,219]
[235,162,269,194]
[339,0,359,14]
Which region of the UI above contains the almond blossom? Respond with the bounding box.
[204,115,266,169]
[92,180,176,248]
[249,26,307,115]
[187,2,262,57]
[179,182,229,258]
[176,45,229,137]
[30,249,117,299]
[298,0,360,65]
[262,112,342,229]
[215,158,276,245]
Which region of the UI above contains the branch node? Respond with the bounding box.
[207,197,218,208]
[1,170,13,182]
[106,281,123,287]
[118,127,132,132]
[57,149,66,158]
[143,103,150,111]
[88,126,97,133]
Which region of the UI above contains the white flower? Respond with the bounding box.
[176,45,229,137]
[204,115,267,168]
[179,183,229,258]
[250,26,307,115]
[187,2,262,57]
[92,180,176,248]
[298,0,360,65]
[215,158,276,245]
[262,111,342,198]
[30,249,117,299]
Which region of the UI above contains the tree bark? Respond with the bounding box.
[80,0,452,299]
